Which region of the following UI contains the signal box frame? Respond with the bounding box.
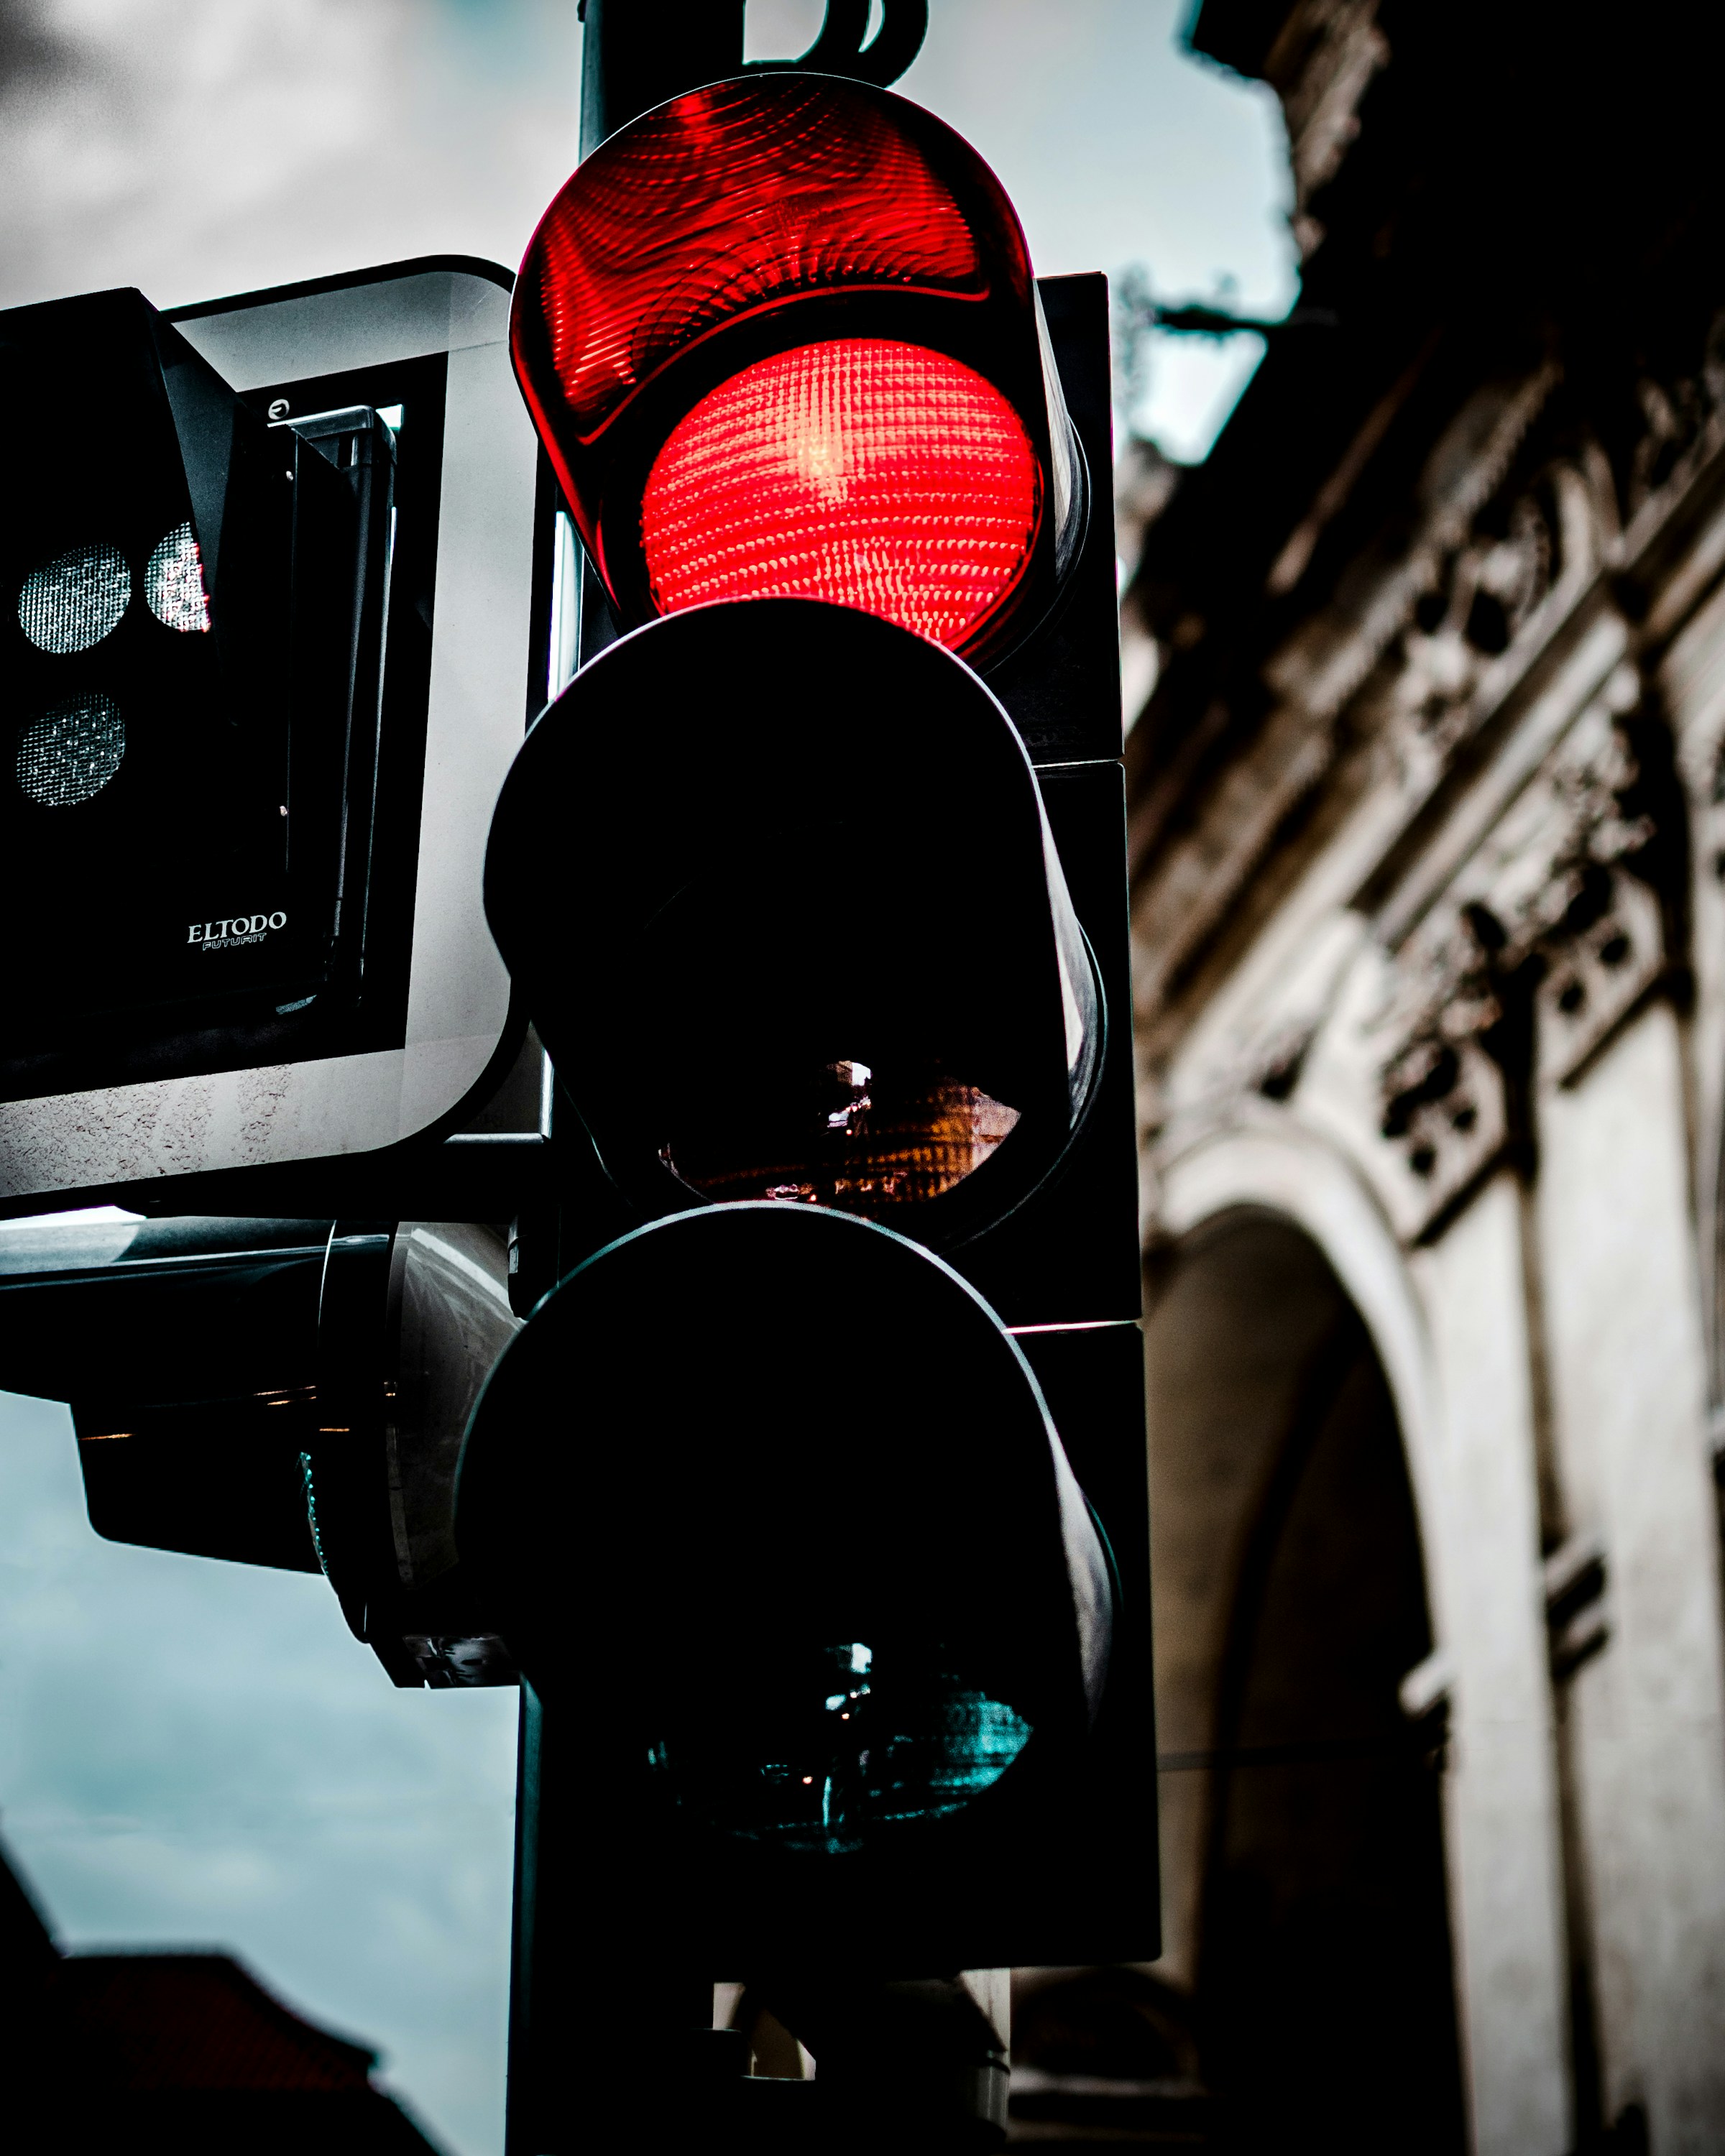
[515,265,1162,1981]
[0,257,551,1214]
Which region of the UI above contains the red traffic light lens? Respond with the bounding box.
[511,75,1078,660]
[640,338,1041,648]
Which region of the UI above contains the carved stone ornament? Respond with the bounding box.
[1484,692,1662,1086]
[1380,449,1616,801]
[1268,0,1390,259]
[1376,905,1512,1239]
[1624,309,1725,522]
[1375,680,1665,1236]
[1535,872,1662,1086]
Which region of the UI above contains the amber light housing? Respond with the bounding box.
[484,600,1101,1250]
[511,74,1085,667]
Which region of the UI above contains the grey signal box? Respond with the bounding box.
[0,258,547,1209]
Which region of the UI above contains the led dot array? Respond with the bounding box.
[12,522,208,809]
[17,693,126,807]
[19,542,131,655]
[640,339,1039,649]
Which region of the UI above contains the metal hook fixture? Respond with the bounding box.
[746,0,929,87]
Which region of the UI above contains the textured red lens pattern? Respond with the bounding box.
[525,78,1015,443]
[640,340,1040,648]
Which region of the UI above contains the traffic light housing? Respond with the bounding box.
[511,75,1086,669]
[484,599,1098,1252]
[0,1209,518,1689]
[0,1211,331,1575]
[0,290,392,1104]
[0,259,550,1215]
[456,1201,1124,1972]
[482,63,1157,1991]
[311,1217,520,1685]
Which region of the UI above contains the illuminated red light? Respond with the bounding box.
[641,339,1040,647]
[510,74,1069,657]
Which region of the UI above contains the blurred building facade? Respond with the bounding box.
[1120,4,1725,2151]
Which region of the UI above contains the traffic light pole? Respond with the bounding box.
[576,0,929,156]
[510,14,751,2145]
[576,0,744,157]
[508,1680,732,2154]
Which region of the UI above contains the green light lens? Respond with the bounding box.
[647,1640,1032,1855]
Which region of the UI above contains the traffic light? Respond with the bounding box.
[511,73,1085,670]
[0,289,390,1105]
[0,1210,331,1575]
[479,63,1156,2009]
[0,259,550,1217]
[0,1208,518,1689]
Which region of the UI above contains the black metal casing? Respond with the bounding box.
[0,1215,327,1574]
[459,1204,1122,1973]
[0,290,395,1102]
[490,272,1159,1982]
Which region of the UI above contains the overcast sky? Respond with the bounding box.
[0,9,1292,2155]
[0,1373,519,2154]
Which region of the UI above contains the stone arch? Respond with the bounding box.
[1156,1121,1446,1638]
[1145,1127,1464,2147]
